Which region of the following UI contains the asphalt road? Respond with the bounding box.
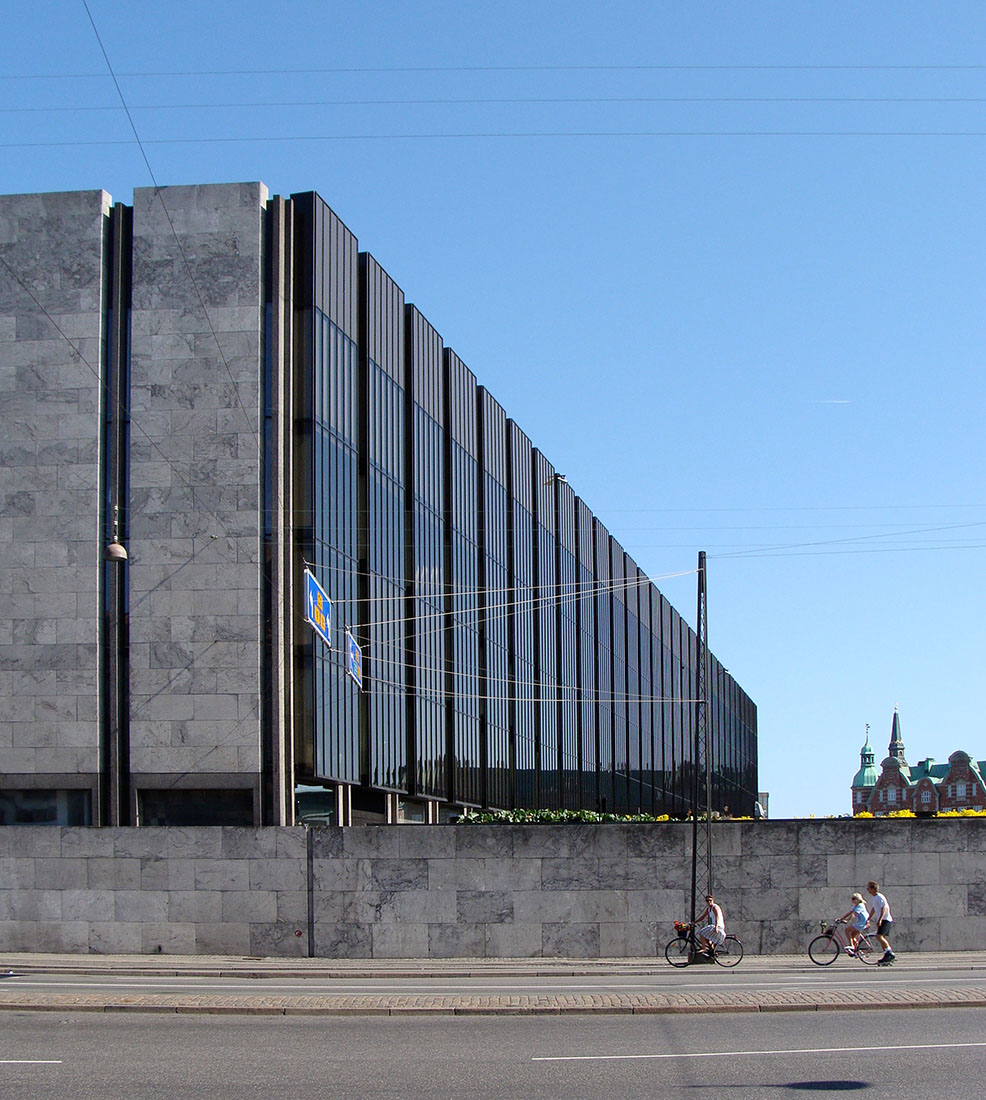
[1,1006,983,1099]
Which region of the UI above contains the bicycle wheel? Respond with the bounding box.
[855,935,878,965]
[665,936,694,967]
[713,935,743,967]
[808,933,840,966]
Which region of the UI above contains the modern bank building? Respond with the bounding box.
[0,183,758,829]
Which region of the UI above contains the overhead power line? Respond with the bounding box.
[5,63,986,78]
[8,129,986,148]
[8,95,986,112]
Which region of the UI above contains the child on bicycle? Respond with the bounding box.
[838,892,869,955]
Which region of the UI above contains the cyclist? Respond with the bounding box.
[837,892,869,955]
[697,894,726,953]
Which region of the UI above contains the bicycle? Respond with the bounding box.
[807,919,878,966]
[664,920,744,968]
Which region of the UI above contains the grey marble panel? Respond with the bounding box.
[341,828,401,859]
[247,922,308,957]
[34,857,86,890]
[541,856,598,890]
[428,858,486,891]
[311,858,360,892]
[167,890,222,923]
[541,921,599,958]
[428,922,486,958]
[89,921,143,955]
[453,826,513,859]
[625,888,684,925]
[456,890,514,925]
[276,891,309,924]
[248,858,307,893]
[221,890,277,923]
[398,826,455,860]
[196,921,251,956]
[484,857,542,891]
[485,922,542,958]
[625,824,687,858]
[359,858,428,892]
[510,825,573,858]
[87,857,141,890]
[912,819,970,852]
[115,890,169,923]
[396,889,456,925]
[140,921,197,955]
[372,923,429,959]
[194,859,250,892]
[36,920,89,953]
[314,920,373,959]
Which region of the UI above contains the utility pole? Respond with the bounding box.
[689,550,711,924]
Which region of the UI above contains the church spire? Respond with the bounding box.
[860,723,874,767]
[888,706,906,764]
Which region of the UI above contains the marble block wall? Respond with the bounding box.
[0,189,111,793]
[1,819,984,957]
[128,183,268,793]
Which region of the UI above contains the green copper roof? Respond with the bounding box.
[853,733,878,788]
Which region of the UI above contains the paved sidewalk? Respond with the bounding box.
[1,951,984,1018]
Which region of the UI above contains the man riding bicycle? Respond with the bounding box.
[697,894,726,953]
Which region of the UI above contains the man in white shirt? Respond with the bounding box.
[697,894,726,953]
[867,880,896,964]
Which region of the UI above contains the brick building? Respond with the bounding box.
[851,709,986,815]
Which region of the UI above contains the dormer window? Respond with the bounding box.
[957,782,966,798]
[921,789,932,804]
[888,787,897,803]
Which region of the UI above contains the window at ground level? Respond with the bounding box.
[137,789,254,826]
[0,789,92,826]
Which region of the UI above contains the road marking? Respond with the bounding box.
[0,1061,62,1065]
[534,1041,986,1063]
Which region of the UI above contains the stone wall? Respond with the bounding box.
[128,182,268,800]
[1,819,983,957]
[0,189,111,795]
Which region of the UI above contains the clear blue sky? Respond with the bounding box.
[6,2,985,818]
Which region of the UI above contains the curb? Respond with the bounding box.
[2,989,985,1018]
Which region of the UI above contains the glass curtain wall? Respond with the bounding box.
[593,518,613,812]
[478,388,510,808]
[555,477,578,808]
[638,580,654,813]
[532,450,559,808]
[443,351,481,806]
[610,539,628,813]
[507,422,535,808]
[575,498,598,810]
[405,306,445,799]
[293,193,361,785]
[358,254,406,791]
[649,585,665,812]
[625,557,642,811]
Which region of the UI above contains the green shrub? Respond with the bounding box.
[457,808,672,824]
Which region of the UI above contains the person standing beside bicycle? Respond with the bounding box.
[697,894,726,953]
[867,881,896,965]
[837,893,869,955]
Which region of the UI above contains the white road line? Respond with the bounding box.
[534,1040,986,1063]
[0,1060,62,1065]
